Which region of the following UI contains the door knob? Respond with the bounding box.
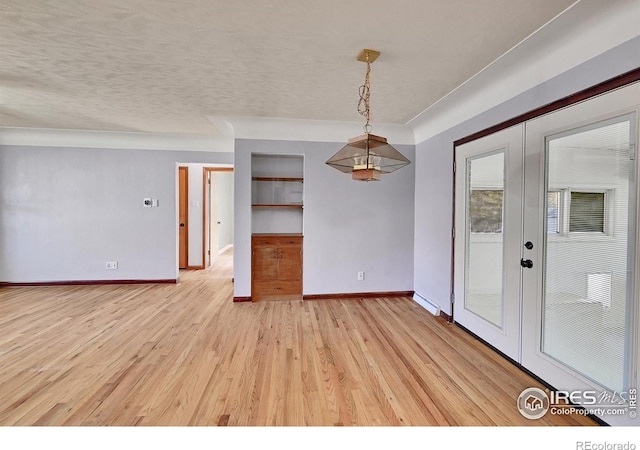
[520,258,533,269]
[180,223,185,227]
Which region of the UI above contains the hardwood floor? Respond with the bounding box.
[0,268,595,426]
[206,246,233,279]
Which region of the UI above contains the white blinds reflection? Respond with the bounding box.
[543,117,633,392]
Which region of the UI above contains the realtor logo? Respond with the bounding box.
[517,387,550,419]
[525,395,544,411]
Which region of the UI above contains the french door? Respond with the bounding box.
[521,84,639,426]
[454,82,640,426]
[453,125,524,361]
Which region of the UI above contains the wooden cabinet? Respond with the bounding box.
[251,155,304,301]
[252,234,302,301]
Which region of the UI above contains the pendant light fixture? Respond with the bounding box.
[326,49,410,181]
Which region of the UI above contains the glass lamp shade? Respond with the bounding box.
[326,133,410,181]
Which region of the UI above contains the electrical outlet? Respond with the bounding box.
[106,261,118,270]
[143,198,152,207]
[357,271,364,281]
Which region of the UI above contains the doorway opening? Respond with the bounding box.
[203,167,234,279]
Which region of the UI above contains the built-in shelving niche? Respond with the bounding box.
[251,154,304,234]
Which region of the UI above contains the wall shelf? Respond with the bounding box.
[252,204,303,209]
[252,177,303,182]
[251,154,304,235]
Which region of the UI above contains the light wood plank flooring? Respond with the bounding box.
[206,246,234,279]
[0,269,595,426]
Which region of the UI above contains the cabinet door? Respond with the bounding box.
[277,245,302,281]
[253,246,278,281]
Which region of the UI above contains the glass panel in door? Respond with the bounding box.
[465,153,505,328]
[542,116,634,393]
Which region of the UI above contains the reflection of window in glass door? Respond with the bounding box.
[547,188,613,235]
[466,161,506,328]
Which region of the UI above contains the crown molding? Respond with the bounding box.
[409,0,640,144]
[0,127,234,152]
[0,119,415,150]
[221,116,415,146]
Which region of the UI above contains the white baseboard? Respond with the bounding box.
[413,292,440,316]
[218,244,233,255]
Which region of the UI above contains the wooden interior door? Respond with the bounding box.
[178,166,189,269]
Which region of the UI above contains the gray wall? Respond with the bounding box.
[0,145,233,282]
[234,139,415,298]
[413,36,640,315]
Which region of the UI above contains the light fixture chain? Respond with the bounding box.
[326,48,410,181]
[357,58,372,134]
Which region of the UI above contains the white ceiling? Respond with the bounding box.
[1,0,579,136]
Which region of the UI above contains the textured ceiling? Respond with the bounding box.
[0,0,578,135]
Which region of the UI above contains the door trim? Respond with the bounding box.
[455,67,640,147]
